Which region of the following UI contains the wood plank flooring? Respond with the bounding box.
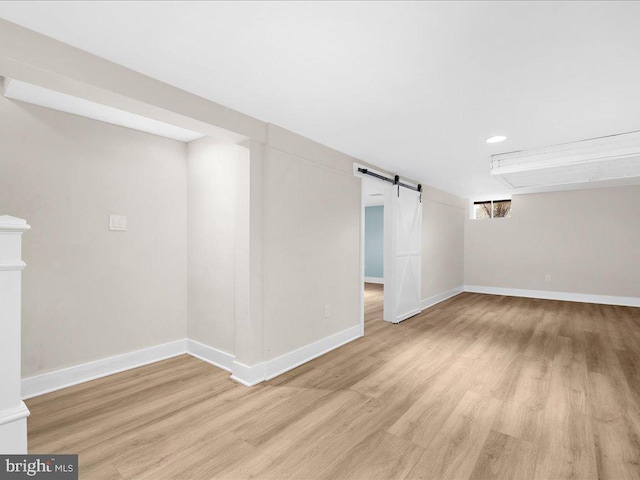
[26,284,640,479]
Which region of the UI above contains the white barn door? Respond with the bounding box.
[383,184,422,323]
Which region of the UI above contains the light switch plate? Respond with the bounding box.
[109,215,127,231]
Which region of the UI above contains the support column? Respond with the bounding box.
[232,141,266,386]
[0,215,30,453]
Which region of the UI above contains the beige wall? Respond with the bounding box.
[0,20,469,380]
[464,186,640,298]
[261,126,467,359]
[0,95,467,381]
[0,97,188,377]
[262,127,361,360]
[422,186,466,300]
[187,138,247,354]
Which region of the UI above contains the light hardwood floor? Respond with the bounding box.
[26,285,640,479]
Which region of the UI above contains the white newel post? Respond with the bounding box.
[0,216,31,453]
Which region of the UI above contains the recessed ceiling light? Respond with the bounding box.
[486,135,507,144]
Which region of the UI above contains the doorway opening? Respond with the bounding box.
[362,176,385,332]
[356,164,423,336]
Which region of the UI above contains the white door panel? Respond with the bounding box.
[384,184,422,323]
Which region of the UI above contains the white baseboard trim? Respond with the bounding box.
[186,339,234,373]
[265,324,362,381]
[21,325,365,397]
[21,339,188,399]
[421,286,464,311]
[230,324,362,386]
[395,308,422,323]
[0,402,30,427]
[364,276,384,285]
[464,285,640,308]
[230,361,266,387]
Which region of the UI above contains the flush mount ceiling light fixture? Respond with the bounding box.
[486,135,507,144]
[491,131,640,189]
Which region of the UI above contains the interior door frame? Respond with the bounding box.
[354,163,400,334]
[354,163,423,332]
[355,163,369,337]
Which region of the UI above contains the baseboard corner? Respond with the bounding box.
[186,339,234,373]
[231,361,266,387]
[264,324,361,381]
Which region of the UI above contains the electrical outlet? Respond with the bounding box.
[545,274,551,282]
[324,304,331,318]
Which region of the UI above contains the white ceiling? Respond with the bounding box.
[1,1,640,198]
